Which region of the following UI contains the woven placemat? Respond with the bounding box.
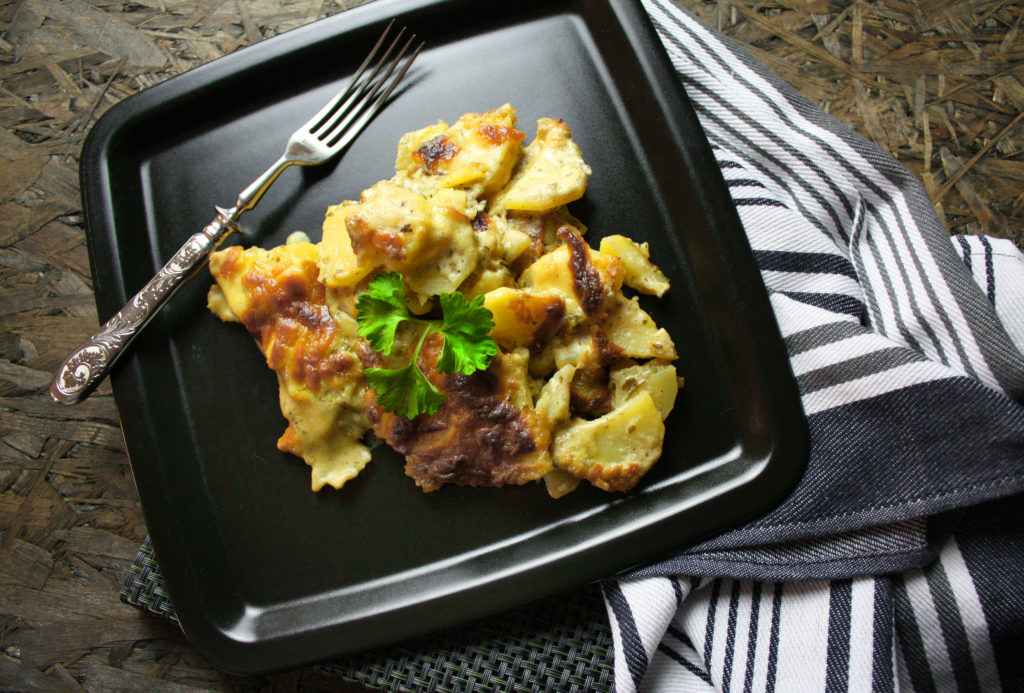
[121,538,614,692]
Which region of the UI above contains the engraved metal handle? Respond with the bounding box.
[50,208,239,405]
[50,153,291,407]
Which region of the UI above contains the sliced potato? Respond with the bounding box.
[394,120,448,171]
[605,296,677,359]
[318,202,373,288]
[551,392,665,492]
[483,287,566,351]
[458,264,515,299]
[518,244,624,316]
[497,224,532,264]
[496,118,591,213]
[394,104,525,194]
[599,235,670,297]
[341,181,436,266]
[518,245,574,297]
[543,469,581,499]
[324,181,480,297]
[404,221,478,298]
[610,361,679,420]
[535,363,576,425]
[503,347,535,410]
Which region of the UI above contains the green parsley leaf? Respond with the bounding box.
[355,272,498,419]
[355,272,410,354]
[365,362,446,419]
[436,291,498,375]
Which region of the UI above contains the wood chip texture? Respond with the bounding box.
[682,0,1024,244]
[0,0,1019,691]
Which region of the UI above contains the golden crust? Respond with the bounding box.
[369,343,552,492]
[208,241,371,491]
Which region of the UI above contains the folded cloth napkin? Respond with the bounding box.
[123,2,1024,690]
[601,1,1024,691]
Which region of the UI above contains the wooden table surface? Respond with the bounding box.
[1,0,1020,690]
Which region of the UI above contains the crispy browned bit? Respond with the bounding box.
[355,337,385,370]
[569,367,613,419]
[471,211,492,233]
[524,296,566,352]
[476,123,526,145]
[367,336,549,491]
[345,215,409,261]
[591,327,626,367]
[413,134,460,172]
[216,244,242,276]
[559,225,625,365]
[560,226,611,321]
[238,258,355,391]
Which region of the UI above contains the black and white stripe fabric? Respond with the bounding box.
[604,2,1024,690]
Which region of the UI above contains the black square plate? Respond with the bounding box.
[81,0,806,675]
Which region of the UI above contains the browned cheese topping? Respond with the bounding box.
[216,245,355,392]
[413,135,460,172]
[367,335,549,492]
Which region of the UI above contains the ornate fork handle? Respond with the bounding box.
[50,208,239,405]
[51,24,420,405]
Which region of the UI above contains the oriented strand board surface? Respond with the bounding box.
[0,0,1020,690]
[679,0,1024,245]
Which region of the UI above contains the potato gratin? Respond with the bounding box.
[207,104,681,498]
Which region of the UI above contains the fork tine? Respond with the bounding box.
[314,29,407,139]
[321,36,422,149]
[364,39,422,111]
[305,20,399,135]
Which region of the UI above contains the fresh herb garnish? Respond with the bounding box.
[356,272,498,418]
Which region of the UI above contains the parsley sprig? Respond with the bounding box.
[356,272,498,419]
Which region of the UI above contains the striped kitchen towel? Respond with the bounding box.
[604,1,1024,691]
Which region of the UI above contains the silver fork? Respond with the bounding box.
[51,23,422,405]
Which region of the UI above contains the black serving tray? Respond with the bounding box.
[81,0,806,675]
